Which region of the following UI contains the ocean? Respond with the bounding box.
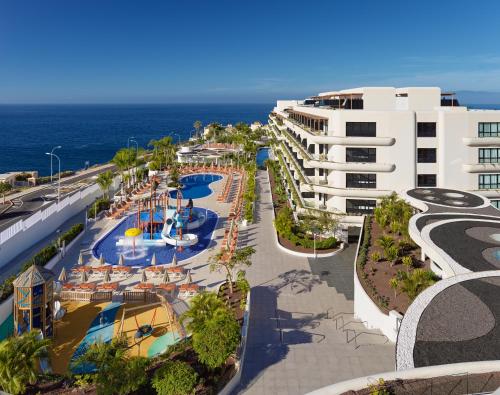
[1,102,499,176]
[0,103,272,176]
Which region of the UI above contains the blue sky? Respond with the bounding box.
[1,0,500,103]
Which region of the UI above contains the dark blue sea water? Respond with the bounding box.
[0,104,272,176]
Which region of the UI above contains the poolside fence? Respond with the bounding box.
[123,290,159,303]
[60,290,113,302]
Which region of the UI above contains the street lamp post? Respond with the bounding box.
[172,133,181,145]
[130,139,139,185]
[127,136,136,149]
[46,152,61,202]
[49,146,62,183]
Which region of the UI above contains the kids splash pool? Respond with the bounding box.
[169,173,222,199]
[92,207,218,266]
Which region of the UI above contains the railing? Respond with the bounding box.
[123,290,159,302]
[286,117,327,136]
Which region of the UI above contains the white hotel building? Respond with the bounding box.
[267,87,500,217]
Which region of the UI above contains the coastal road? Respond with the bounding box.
[0,164,116,232]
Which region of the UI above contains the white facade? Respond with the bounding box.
[268,87,500,216]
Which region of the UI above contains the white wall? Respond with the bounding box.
[0,177,119,267]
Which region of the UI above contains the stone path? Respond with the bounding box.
[236,170,395,395]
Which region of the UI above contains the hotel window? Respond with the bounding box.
[417,174,436,187]
[417,148,436,163]
[346,173,376,188]
[301,192,315,199]
[479,148,500,163]
[479,123,500,137]
[492,200,500,210]
[346,199,377,214]
[346,148,376,163]
[479,174,500,189]
[346,122,376,137]
[417,122,436,137]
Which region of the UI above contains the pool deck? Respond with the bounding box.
[47,172,236,372]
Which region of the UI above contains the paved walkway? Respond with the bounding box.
[236,170,394,395]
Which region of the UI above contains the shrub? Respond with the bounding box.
[87,198,110,217]
[192,309,240,369]
[59,223,84,246]
[370,251,381,262]
[152,360,198,395]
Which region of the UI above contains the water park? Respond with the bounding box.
[10,162,250,375]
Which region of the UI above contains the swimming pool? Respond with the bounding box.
[147,331,181,357]
[169,173,222,199]
[256,147,270,167]
[92,207,218,266]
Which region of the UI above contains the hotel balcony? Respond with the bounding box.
[285,118,395,146]
[300,183,391,198]
[463,163,500,173]
[280,128,395,173]
[463,137,500,147]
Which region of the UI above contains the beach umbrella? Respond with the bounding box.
[162,269,170,284]
[141,270,147,283]
[186,270,193,284]
[99,253,105,266]
[58,267,67,283]
[104,270,111,283]
[118,254,125,266]
[78,251,84,266]
[171,253,178,267]
[80,270,88,283]
[151,253,157,266]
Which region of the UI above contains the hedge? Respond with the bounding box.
[0,223,84,302]
[87,198,110,217]
[356,215,372,270]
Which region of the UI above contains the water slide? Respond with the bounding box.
[161,209,198,247]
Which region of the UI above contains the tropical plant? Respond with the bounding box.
[377,234,395,251]
[401,255,413,272]
[192,307,240,369]
[0,182,12,204]
[112,148,135,198]
[370,251,381,262]
[75,338,148,395]
[389,277,399,300]
[179,292,227,334]
[96,171,113,199]
[386,245,400,265]
[368,378,391,395]
[0,330,50,395]
[193,120,202,139]
[152,360,198,395]
[397,269,437,301]
[209,246,255,294]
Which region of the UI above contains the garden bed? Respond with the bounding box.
[268,164,339,255]
[356,195,438,315]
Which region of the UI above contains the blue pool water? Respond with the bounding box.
[169,174,222,199]
[71,302,121,373]
[93,207,218,266]
[256,147,270,167]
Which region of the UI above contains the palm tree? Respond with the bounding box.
[75,338,148,395]
[179,292,227,334]
[0,330,50,395]
[0,182,12,205]
[96,171,113,199]
[377,234,395,260]
[389,277,399,300]
[397,269,437,301]
[193,120,202,138]
[112,148,132,200]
